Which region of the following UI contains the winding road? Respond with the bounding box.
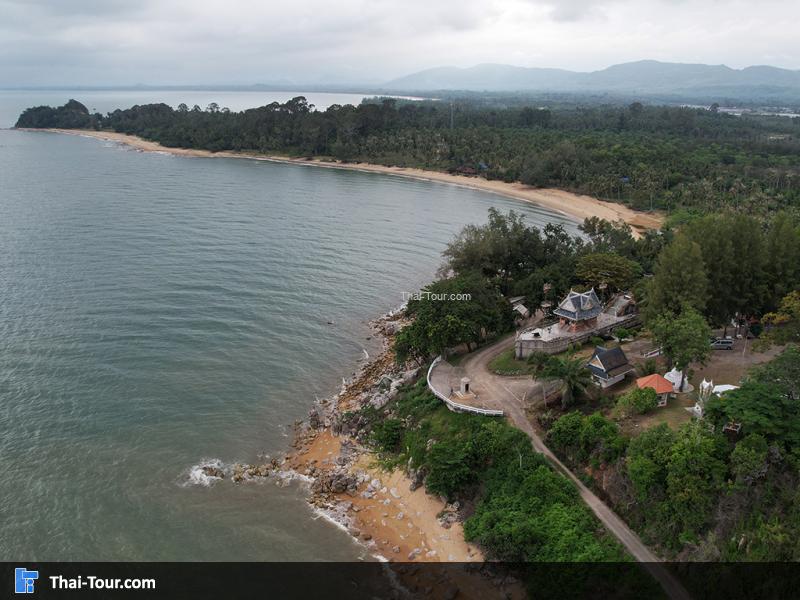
[432,336,692,600]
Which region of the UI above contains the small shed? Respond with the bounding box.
[636,373,673,407]
[508,296,530,320]
[513,303,530,319]
[587,346,634,388]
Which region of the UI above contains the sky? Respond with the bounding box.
[2,0,800,87]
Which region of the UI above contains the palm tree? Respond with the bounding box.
[526,351,550,375]
[539,355,593,410]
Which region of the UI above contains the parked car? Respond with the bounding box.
[710,337,734,350]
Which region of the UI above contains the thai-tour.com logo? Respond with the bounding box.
[15,568,38,594]
[13,567,156,594]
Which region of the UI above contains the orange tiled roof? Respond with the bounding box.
[636,374,673,395]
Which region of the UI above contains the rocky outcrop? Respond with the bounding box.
[230,461,277,483]
[311,468,359,495]
[437,502,461,529]
[201,465,225,479]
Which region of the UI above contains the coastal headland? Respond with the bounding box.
[199,311,526,597]
[28,128,664,236]
[20,125,668,592]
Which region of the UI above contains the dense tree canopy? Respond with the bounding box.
[394,273,513,361]
[761,290,800,346]
[441,208,583,297]
[649,305,712,385]
[575,252,641,294]
[16,99,99,129]
[684,214,768,324]
[645,235,708,319]
[18,98,800,216]
[707,347,800,447]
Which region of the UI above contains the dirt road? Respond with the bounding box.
[439,337,692,600]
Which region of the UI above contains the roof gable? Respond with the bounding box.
[587,346,633,379]
[637,374,673,395]
[554,288,603,321]
[593,346,629,371]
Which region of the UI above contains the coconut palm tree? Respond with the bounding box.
[526,351,550,375]
[539,355,593,409]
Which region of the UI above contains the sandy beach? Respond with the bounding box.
[286,429,482,563]
[277,315,525,598]
[209,312,489,568]
[207,307,524,596]
[34,128,663,235]
[280,318,486,566]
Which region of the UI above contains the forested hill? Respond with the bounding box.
[16,97,800,216]
[383,60,800,103]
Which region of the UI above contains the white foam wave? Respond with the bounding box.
[182,458,226,487]
[311,504,352,534]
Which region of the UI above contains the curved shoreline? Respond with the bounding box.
[23,128,663,235]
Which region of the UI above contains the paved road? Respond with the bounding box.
[442,336,692,600]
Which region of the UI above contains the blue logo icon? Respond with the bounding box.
[15,568,39,594]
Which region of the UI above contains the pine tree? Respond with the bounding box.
[686,213,768,325]
[685,215,736,326]
[645,234,708,321]
[765,212,800,310]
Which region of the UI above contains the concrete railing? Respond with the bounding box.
[427,356,504,417]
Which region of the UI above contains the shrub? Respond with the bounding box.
[625,423,675,501]
[425,438,476,499]
[590,336,605,347]
[548,411,626,465]
[547,411,585,463]
[526,351,550,374]
[636,358,658,376]
[537,408,558,430]
[580,412,627,463]
[370,418,404,452]
[615,327,632,341]
[614,387,659,419]
[729,433,769,486]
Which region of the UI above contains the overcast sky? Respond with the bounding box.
[3,0,800,87]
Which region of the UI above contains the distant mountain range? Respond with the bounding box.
[381,60,800,102]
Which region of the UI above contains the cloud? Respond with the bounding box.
[0,0,798,86]
[541,0,619,22]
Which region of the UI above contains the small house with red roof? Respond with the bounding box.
[636,374,673,407]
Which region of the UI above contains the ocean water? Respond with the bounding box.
[0,124,578,560]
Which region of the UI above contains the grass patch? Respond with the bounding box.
[488,347,535,375]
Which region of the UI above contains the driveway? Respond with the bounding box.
[435,336,692,600]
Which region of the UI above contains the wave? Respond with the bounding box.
[181,458,227,487]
